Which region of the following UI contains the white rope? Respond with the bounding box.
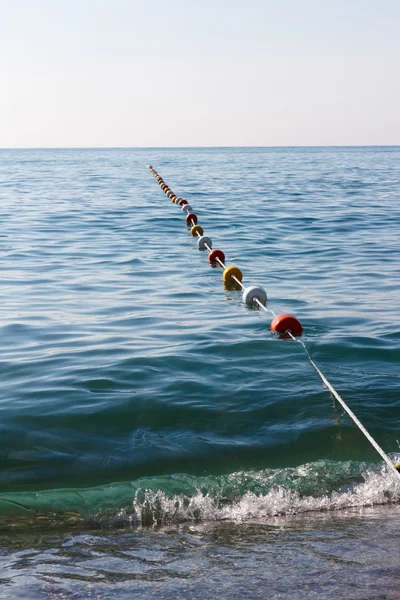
[287,332,400,478]
[231,274,245,290]
[254,297,277,317]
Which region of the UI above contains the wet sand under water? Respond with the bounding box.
[1,505,400,599]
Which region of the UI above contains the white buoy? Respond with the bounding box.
[243,285,267,306]
[197,236,212,251]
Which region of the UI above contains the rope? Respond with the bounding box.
[287,331,400,477]
[254,297,277,318]
[231,274,245,290]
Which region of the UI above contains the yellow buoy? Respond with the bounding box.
[190,225,204,237]
[222,265,243,283]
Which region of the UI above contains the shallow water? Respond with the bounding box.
[0,146,399,596]
[1,508,400,599]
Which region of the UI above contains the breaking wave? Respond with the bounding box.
[2,459,400,530]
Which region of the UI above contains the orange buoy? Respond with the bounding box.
[271,314,303,337]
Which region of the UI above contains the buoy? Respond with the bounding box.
[243,285,267,307]
[208,249,225,264]
[179,199,188,206]
[191,225,203,237]
[271,314,303,337]
[182,205,193,212]
[197,236,212,251]
[223,265,243,283]
[186,213,198,226]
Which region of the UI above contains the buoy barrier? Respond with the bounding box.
[147,164,400,477]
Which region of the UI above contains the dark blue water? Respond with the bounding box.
[0,147,399,597]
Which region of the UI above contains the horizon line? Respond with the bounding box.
[0,144,399,151]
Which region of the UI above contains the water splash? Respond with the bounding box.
[126,461,400,527]
[2,460,400,531]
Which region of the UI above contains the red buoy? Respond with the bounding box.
[179,199,188,206]
[271,314,303,337]
[208,249,225,264]
[186,213,198,226]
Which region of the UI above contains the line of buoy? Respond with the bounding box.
[148,166,303,336]
[147,165,400,478]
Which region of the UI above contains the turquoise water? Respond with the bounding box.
[0,147,400,597]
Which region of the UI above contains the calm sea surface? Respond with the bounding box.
[0,147,399,598]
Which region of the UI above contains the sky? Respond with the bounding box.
[1,0,399,147]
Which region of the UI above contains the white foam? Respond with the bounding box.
[126,464,400,526]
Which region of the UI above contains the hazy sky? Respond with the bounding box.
[1,0,399,147]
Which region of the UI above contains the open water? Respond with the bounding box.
[0,146,399,598]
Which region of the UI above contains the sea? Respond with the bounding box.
[0,146,399,599]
